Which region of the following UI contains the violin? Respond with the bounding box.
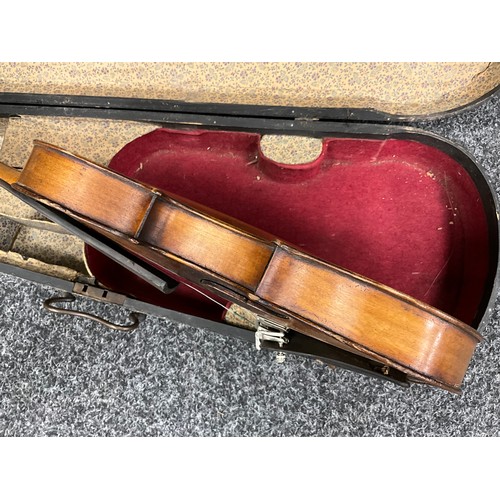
[0,141,482,392]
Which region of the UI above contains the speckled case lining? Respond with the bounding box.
[0,62,499,116]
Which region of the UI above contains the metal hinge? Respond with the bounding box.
[255,317,289,351]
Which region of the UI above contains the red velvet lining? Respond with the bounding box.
[84,128,491,325]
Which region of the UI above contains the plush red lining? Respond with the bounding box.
[84,128,491,325]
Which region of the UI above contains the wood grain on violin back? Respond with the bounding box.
[0,162,21,184]
[18,145,154,236]
[140,198,274,289]
[256,246,479,389]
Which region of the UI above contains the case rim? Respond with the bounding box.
[0,86,499,126]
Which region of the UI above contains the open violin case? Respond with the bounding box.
[0,62,499,392]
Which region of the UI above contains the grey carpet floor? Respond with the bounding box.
[1,93,500,437]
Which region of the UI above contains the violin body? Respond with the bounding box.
[0,141,483,392]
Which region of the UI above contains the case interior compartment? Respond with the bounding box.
[83,127,494,327]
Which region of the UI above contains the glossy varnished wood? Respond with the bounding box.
[0,141,484,392]
[141,199,274,289]
[0,162,20,184]
[19,146,153,235]
[257,246,479,388]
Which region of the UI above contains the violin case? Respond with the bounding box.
[0,62,499,391]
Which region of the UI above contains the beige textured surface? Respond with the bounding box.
[0,115,158,168]
[260,135,323,164]
[0,62,499,115]
[0,118,7,150]
[0,249,79,281]
[11,226,87,273]
[0,218,19,251]
[224,304,259,331]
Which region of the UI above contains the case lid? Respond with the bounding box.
[0,62,499,120]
